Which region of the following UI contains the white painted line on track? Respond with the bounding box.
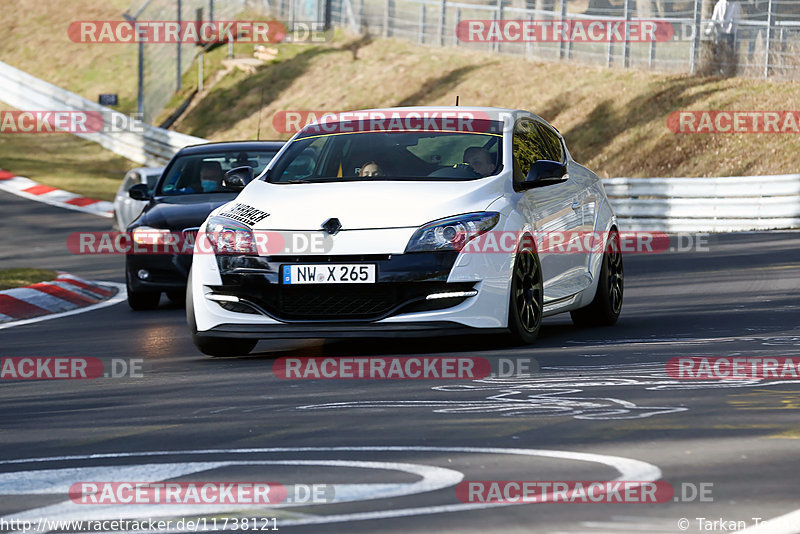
[0,446,662,532]
[0,282,125,330]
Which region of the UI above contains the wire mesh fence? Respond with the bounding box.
[124,0,797,124]
[327,0,800,80]
[124,0,254,124]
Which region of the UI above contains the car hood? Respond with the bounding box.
[137,193,238,230]
[232,178,506,230]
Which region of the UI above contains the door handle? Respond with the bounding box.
[571,201,582,210]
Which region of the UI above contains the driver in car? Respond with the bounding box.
[463,147,496,177]
[359,161,383,177]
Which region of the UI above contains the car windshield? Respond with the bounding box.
[267,125,504,183]
[157,149,279,196]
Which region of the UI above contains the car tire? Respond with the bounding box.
[186,269,256,357]
[127,288,161,310]
[507,239,543,345]
[166,290,185,305]
[570,229,623,327]
[125,268,160,310]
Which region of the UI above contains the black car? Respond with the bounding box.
[125,140,285,310]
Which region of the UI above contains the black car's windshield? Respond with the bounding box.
[158,149,279,196]
[268,124,504,183]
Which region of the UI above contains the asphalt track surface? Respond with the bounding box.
[2,189,800,534]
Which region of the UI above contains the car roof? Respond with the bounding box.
[176,140,286,155]
[296,106,549,134]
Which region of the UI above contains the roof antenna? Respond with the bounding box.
[256,87,265,140]
[455,95,459,106]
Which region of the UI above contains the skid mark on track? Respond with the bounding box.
[298,362,800,420]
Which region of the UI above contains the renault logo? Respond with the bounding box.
[322,218,342,235]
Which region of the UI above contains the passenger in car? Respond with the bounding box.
[463,147,496,177]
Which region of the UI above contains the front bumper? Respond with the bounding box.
[191,239,514,334]
[209,252,475,322]
[197,321,508,339]
[126,253,193,292]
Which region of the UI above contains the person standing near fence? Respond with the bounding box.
[708,0,743,75]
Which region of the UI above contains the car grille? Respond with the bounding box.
[182,227,199,249]
[279,286,396,317]
[211,282,476,321]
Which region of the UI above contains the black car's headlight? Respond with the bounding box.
[405,212,500,253]
[205,216,258,255]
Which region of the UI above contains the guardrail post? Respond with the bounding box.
[419,4,426,44]
[454,8,461,46]
[764,0,773,78]
[198,51,204,93]
[623,0,631,68]
[495,0,503,53]
[438,0,446,46]
[649,39,656,69]
[525,13,532,56]
[690,0,701,74]
[177,0,183,91]
[558,0,567,60]
[606,38,613,67]
[383,0,390,37]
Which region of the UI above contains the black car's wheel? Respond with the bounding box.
[126,268,160,310]
[186,270,256,357]
[507,241,544,345]
[166,290,185,305]
[570,229,624,327]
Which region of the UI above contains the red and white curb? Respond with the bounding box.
[0,272,125,329]
[0,169,113,218]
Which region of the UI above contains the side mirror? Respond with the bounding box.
[128,183,151,200]
[222,166,255,191]
[521,160,568,189]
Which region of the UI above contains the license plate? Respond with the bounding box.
[282,264,376,284]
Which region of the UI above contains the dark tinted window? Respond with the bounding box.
[157,149,279,196]
[513,119,565,184]
[512,119,541,182]
[536,122,564,163]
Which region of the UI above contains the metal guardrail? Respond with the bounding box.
[603,174,800,232]
[0,60,205,166]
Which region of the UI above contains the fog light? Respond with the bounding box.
[425,290,478,300]
[137,269,150,280]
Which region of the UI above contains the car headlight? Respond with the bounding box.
[131,226,173,246]
[405,212,500,253]
[205,216,258,255]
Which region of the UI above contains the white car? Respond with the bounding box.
[112,167,164,230]
[187,107,623,356]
